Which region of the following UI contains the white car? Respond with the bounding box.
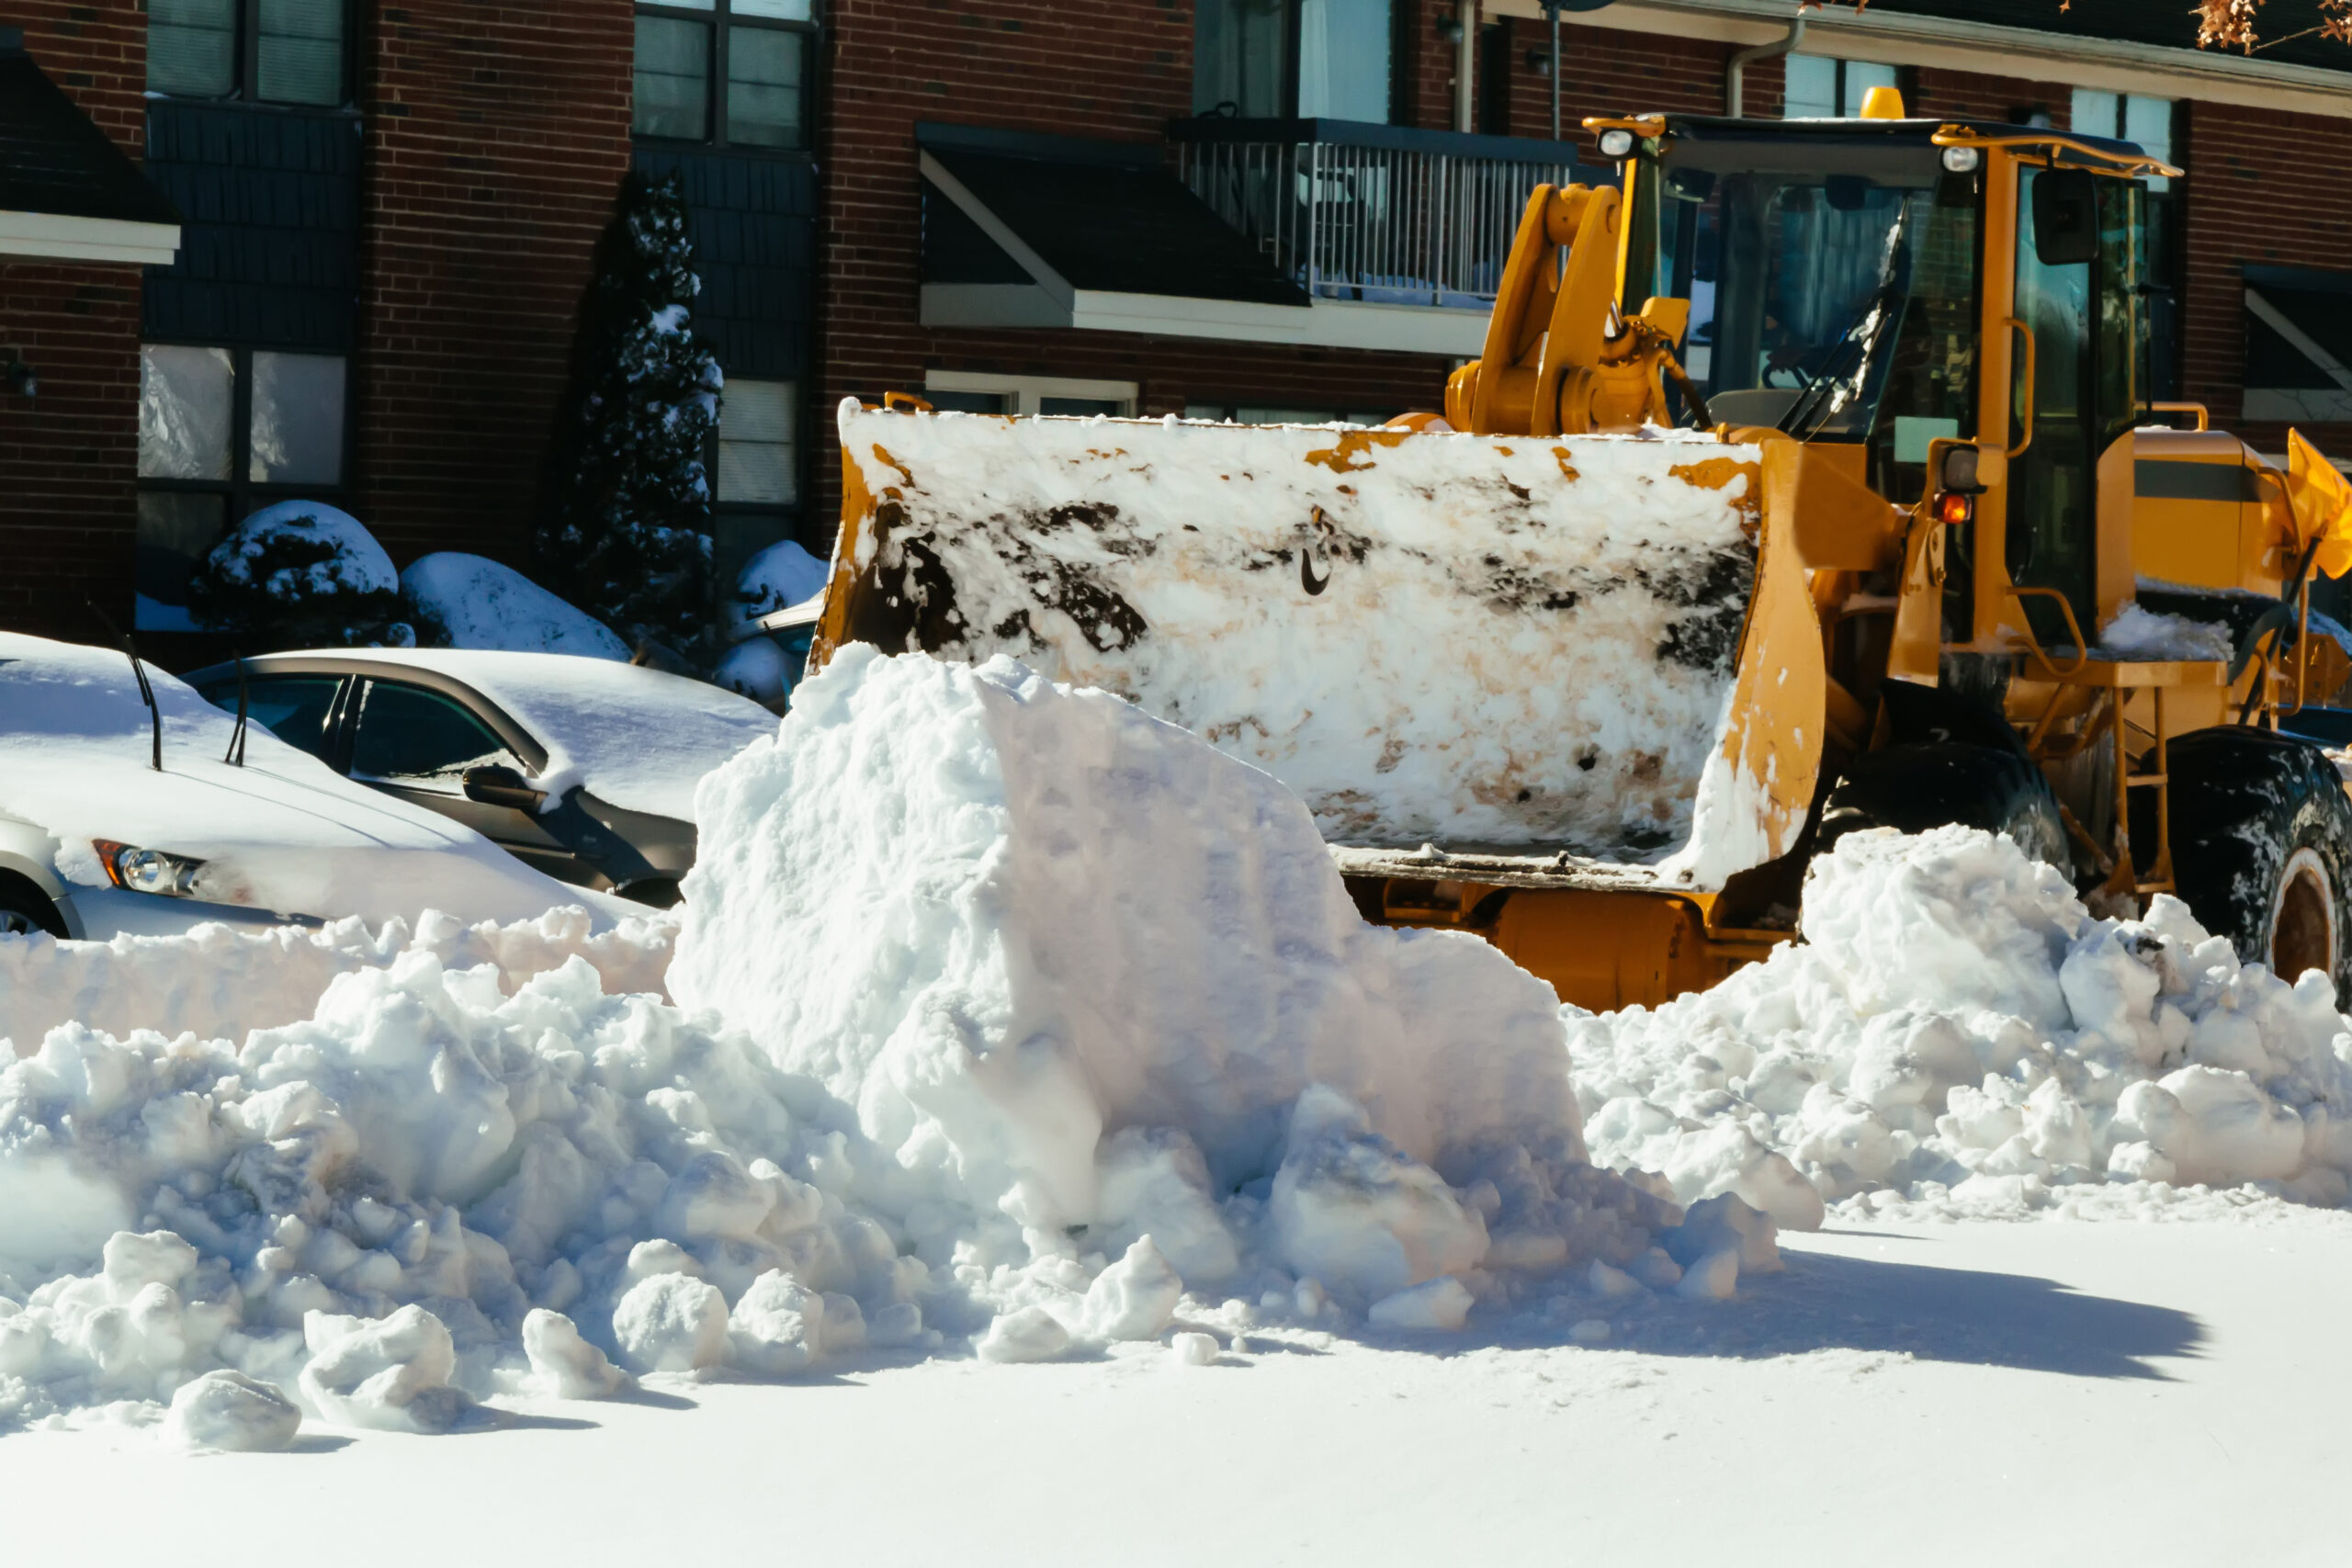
[0,632,639,940]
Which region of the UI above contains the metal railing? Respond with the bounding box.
[1170,118,1609,310]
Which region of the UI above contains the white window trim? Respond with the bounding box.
[923,369,1138,416]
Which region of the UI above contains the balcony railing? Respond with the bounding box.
[1170,118,1610,311]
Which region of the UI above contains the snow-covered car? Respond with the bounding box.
[182,648,777,906]
[0,633,635,939]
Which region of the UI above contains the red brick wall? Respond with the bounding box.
[812,0,1460,551]
[2177,99,2352,456]
[0,5,150,641]
[350,1,636,568]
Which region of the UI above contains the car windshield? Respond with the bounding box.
[1633,129,1982,488]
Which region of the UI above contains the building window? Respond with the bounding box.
[1782,55,1899,119]
[2244,266,2352,424]
[1194,0,1395,124]
[135,343,350,629]
[2072,90,2174,190]
[718,378,798,505]
[147,0,349,107]
[634,0,816,151]
[925,371,1137,417]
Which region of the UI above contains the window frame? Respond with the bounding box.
[135,340,358,629]
[632,0,821,153]
[146,0,357,110]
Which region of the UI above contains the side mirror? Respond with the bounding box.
[2031,168,2100,267]
[462,764,546,811]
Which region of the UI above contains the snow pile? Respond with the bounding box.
[0,648,1712,1436]
[1571,827,2352,1221]
[2098,604,2234,663]
[0,905,676,1048]
[838,404,1762,860]
[401,553,630,661]
[672,646,1674,1292]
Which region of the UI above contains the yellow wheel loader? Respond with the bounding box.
[811,91,2352,1014]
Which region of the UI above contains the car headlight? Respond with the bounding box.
[93,840,208,897]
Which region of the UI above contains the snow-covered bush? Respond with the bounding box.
[724,538,829,640]
[401,552,629,660]
[186,501,413,649]
[537,170,722,653]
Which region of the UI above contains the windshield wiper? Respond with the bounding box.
[1778,204,1915,444]
[84,599,164,773]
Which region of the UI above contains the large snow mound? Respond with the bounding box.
[1572,826,2352,1220]
[0,648,1702,1437]
[401,553,630,661]
[673,644,1593,1227]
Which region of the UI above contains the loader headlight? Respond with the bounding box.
[1597,129,1636,159]
[1940,145,1983,174]
[93,840,207,897]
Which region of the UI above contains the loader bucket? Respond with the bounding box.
[816,401,1823,889]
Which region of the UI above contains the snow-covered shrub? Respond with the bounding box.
[186,501,413,649]
[401,551,629,660]
[724,538,829,640]
[537,170,722,653]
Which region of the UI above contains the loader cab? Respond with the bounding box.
[1614,112,2170,654]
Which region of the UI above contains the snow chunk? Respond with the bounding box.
[2098,604,2233,663]
[611,1274,729,1375]
[1367,1275,1474,1332]
[522,1309,628,1398]
[300,1305,472,1433]
[978,1305,1071,1363]
[163,1370,300,1451]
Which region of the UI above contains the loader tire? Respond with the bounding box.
[1817,742,2071,874]
[2135,728,2352,995]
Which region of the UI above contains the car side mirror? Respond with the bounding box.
[462,764,546,810]
[2031,168,2100,267]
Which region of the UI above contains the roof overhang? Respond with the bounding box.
[0,208,181,266]
[916,147,1482,356]
[1484,0,2352,121]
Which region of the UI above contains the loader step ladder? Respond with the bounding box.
[2021,655,2230,900]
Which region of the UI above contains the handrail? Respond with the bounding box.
[2005,317,2035,458]
[2150,400,2210,432]
[1930,127,2183,180]
[2008,586,2090,677]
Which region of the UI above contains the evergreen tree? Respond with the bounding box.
[537,170,723,652]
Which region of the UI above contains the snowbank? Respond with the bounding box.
[0,906,676,1048]
[401,553,630,661]
[1572,827,2352,1220]
[0,648,1705,1438]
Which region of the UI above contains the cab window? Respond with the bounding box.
[350,680,522,786]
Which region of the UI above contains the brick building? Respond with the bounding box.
[4,1,2350,656]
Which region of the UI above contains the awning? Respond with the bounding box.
[916,121,1487,355]
[0,28,182,265]
[2245,265,2352,423]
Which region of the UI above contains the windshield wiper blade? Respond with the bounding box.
[1779,205,1916,444]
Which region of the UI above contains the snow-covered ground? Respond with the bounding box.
[7,645,2352,1563]
[3,1212,2343,1566]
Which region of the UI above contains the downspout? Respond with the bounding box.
[1455,6,1476,132]
[1725,16,1804,118]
